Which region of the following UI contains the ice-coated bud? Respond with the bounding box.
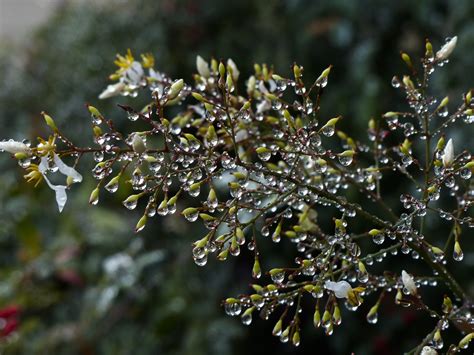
[401,270,417,295]
[436,36,457,61]
[369,229,381,236]
[442,138,454,167]
[168,79,184,100]
[322,116,341,129]
[196,55,210,78]
[135,215,147,232]
[0,139,30,155]
[89,187,100,205]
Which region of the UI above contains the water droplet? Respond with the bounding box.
[366,311,378,324]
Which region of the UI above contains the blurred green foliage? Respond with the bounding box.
[0,0,473,353]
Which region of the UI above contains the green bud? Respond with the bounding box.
[436,136,445,151]
[338,150,355,157]
[252,258,261,278]
[88,105,102,118]
[269,268,284,276]
[401,52,412,67]
[323,116,341,128]
[437,96,449,110]
[272,319,283,336]
[402,75,414,89]
[41,112,58,131]
[123,193,144,204]
[383,111,399,118]
[93,125,103,137]
[89,187,99,205]
[458,332,474,349]
[442,295,453,314]
[182,207,198,216]
[168,79,184,100]
[199,213,215,221]
[14,152,28,160]
[313,307,321,328]
[135,215,147,232]
[292,330,300,346]
[369,229,381,236]
[191,92,205,102]
[256,147,270,154]
[293,64,302,79]
[217,248,229,261]
[317,65,331,81]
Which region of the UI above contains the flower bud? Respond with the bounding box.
[436,36,457,61]
[196,55,210,78]
[135,215,147,232]
[41,112,58,132]
[168,79,184,100]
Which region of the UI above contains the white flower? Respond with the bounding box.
[324,280,352,298]
[442,138,454,167]
[123,61,144,85]
[227,58,240,81]
[436,36,457,61]
[196,55,210,78]
[401,270,417,295]
[0,139,30,155]
[421,346,438,355]
[38,154,82,212]
[99,82,126,99]
[256,100,271,114]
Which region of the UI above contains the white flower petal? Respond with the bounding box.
[227,58,240,81]
[0,140,30,155]
[125,62,144,84]
[436,36,457,61]
[196,55,210,78]
[324,280,352,299]
[442,138,454,167]
[42,174,68,213]
[53,154,82,183]
[401,270,417,295]
[256,100,271,114]
[99,82,126,99]
[39,156,49,173]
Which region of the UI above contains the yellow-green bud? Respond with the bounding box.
[135,215,147,232]
[437,96,449,110]
[369,229,381,236]
[192,92,205,102]
[458,332,474,349]
[42,112,58,131]
[89,187,99,205]
[401,52,412,67]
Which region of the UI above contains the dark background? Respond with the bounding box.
[0,0,473,353]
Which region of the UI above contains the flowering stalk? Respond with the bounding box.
[0,37,473,351]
